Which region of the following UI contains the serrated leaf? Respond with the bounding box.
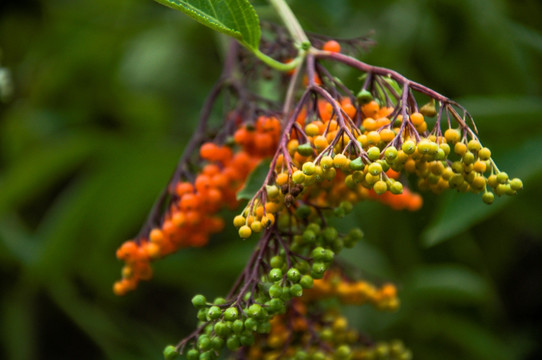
[154,0,260,49]
[237,159,270,201]
[422,135,542,247]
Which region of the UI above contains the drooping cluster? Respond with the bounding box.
[115,36,523,360]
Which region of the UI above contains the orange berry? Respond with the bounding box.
[171,212,186,227]
[323,40,341,53]
[275,172,289,186]
[175,182,194,197]
[195,174,212,193]
[149,228,164,244]
[380,128,396,143]
[200,142,218,160]
[314,135,328,150]
[410,112,424,126]
[362,101,380,118]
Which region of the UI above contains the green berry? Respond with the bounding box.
[373,180,388,194]
[402,140,416,155]
[482,191,495,204]
[510,178,523,191]
[163,345,179,360]
[357,89,373,103]
[211,337,224,350]
[368,162,383,175]
[232,319,244,334]
[478,147,491,160]
[290,284,303,297]
[340,201,353,214]
[269,284,283,298]
[269,268,283,282]
[292,170,306,184]
[207,306,221,320]
[389,181,403,194]
[323,227,338,242]
[197,335,212,351]
[385,146,398,161]
[223,307,238,321]
[367,147,381,161]
[213,321,230,337]
[311,262,327,279]
[191,294,207,308]
[287,268,301,282]
[300,275,314,289]
[297,143,314,156]
[312,247,326,261]
[244,317,258,331]
[349,157,364,170]
[270,255,283,269]
[226,336,240,351]
[186,349,199,360]
[247,304,262,318]
[497,172,509,184]
[302,162,316,175]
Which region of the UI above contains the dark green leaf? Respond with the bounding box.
[236,159,270,200]
[153,0,260,49]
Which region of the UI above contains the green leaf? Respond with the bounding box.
[422,135,542,247]
[154,0,261,49]
[404,264,492,304]
[236,159,271,201]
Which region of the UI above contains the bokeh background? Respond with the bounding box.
[1,0,542,359]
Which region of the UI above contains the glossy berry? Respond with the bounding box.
[323,40,341,53]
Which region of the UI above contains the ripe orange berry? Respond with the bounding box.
[200,142,218,160]
[323,40,341,53]
[410,112,424,126]
[175,182,194,197]
[362,101,380,118]
[275,172,289,186]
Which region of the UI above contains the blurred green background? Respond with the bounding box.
[1,0,541,359]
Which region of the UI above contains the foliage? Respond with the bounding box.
[1,0,542,359]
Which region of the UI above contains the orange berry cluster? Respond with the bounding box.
[114,116,282,295]
[303,270,400,311]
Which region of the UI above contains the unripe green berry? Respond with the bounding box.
[321,156,334,169]
[226,336,240,351]
[192,294,207,308]
[240,333,255,346]
[297,143,314,156]
[312,247,326,261]
[244,317,258,331]
[385,146,398,161]
[292,170,306,184]
[335,345,351,359]
[497,172,509,184]
[467,139,481,153]
[290,284,303,297]
[367,146,381,161]
[270,255,283,269]
[213,321,230,337]
[223,307,238,321]
[269,268,283,282]
[247,304,262,318]
[207,306,221,320]
[211,337,224,351]
[478,147,491,160]
[269,284,283,298]
[163,345,179,360]
[357,89,373,103]
[510,178,523,191]
[368,162,383,175]
[302,162,316,175]
[186,349,199,360]
[287,268,301,282]
[302,229,316,243]
[373,180,388,195]
[232,319,244,334]
[390,181,403,194]
[349,157,364,171]
[323,227,338,242]
[197,335,212,351]
[482,192,495,204]
[300,275,314,289]
[402,140,416,155]
[340,201,353,214]
[311,262,327,279]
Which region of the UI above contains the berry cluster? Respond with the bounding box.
[114,115,281,295]
[115,37,522,360]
